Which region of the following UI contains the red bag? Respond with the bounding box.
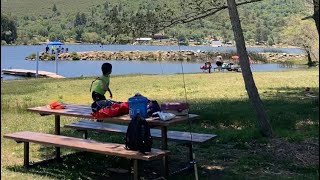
[91,102,129,119]
[49,101,65,109]
[118,102,129,114]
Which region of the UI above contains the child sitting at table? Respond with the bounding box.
[91,63,113,101]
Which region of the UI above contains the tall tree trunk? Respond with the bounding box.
[226,0,273,137]
[306,49,313,66]
[313,0,319,35]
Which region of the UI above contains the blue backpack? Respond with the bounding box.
[125,114,153,154]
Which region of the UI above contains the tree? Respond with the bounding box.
[152,0,273,137]
[1,14,17,44]
[82,32,100,43]
[75,27,84,41]
[226,0,273,137]
[75,12,87,27]
[302,0,319,36]
[52,4,57,12]
[154,0,264,30]
[80,13,87,25]
[283,16,319,66]
[267,35,275,46]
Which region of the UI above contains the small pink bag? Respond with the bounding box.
[160,102,189,116]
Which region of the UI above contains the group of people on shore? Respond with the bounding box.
[202,55,225,73]
[202,55,245,73]
[45,45,69,54]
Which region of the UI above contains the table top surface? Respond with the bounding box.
[27,103,199,126]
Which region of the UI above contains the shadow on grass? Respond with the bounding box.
[5,86,319,179]
[6,152,132,180]
[5,129,169,179]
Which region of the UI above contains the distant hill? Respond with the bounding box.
[1,0,107,17]
[1,0,316,47]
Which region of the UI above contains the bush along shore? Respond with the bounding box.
[26,50,306,64]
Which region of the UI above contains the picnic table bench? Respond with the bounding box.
[4,131,169,180]
[65,119,217,161]
[65,119,216,143]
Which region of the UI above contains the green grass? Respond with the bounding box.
[1,70,319,179]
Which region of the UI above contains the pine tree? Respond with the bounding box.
[52,4,57,12]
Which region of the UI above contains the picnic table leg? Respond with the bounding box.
[55,115,61,159]
[133,159,139,180]
[24,142,29,167]
[188,143,193,162]
[161,126,169,179]
[83,130,88,139]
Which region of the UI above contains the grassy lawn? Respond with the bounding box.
[1,70,319,179]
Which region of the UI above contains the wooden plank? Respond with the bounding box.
[27,103,200,126]
[3,131,168,161]
[1,69,65,78]
[65,120,217,143]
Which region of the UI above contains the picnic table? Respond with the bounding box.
[26,103,201,177]
[27,103,200,149]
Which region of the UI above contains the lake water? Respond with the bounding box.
[1,44,305,80]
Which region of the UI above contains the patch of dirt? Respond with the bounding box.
[251,138,319,167]
[80,138,319,179]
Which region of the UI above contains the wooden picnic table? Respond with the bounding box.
[27,103,200,177]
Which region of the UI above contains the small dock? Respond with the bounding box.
[1,69,65,78]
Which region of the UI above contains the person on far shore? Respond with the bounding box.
[216,55,223,71]
[204,62,212,73]
[45,46,49,53]
[51,46,55,54]
[56,46,60,54]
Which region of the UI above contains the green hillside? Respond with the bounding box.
[1,0,107,17]
[1,0,317,48]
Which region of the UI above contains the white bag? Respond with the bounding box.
[153,112,176,121]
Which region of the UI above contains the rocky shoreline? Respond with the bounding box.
[26,50,306,63]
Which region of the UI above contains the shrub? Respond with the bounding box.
[248,52,268,63]
[27,53,36,59]
[49,54,56,60]
[71,52,80,60]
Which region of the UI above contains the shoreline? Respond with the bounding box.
[1,42,302,49]
[26,50,306,64]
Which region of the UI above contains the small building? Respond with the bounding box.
[210,40,222,47]
[134,37,152,44]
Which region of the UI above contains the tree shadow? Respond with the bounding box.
[5,128,167,179]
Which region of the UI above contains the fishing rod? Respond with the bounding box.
[178,44,199,180]
[153,45,199,180]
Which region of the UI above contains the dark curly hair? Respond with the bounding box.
[101,63,112,75]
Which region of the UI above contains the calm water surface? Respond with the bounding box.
[1,44,305,80]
